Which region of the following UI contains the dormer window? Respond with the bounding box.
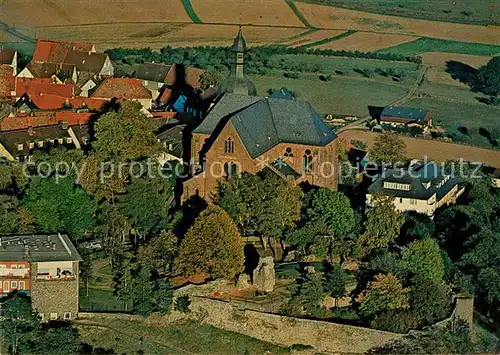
[224,137,234,154]
[66,137,73,144]
[37,141,44,148]
[17,144,23,151]
[284,147,293,157]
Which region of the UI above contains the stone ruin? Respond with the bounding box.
[252,256,276,293]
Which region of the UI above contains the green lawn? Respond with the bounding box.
[76,318,289,354]
[270,54,420,82]
[406,98,500,148]
[294,0,500,26]
[416,81,491,104]
[252,74,410,116]
[378,37,500,56]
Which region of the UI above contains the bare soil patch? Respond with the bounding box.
[190,0,305,27]
[0,0,192,27]
[295,3,500,45]
[314,32,418,51]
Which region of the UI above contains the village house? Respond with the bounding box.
[0,49,18,76]
[182,29,339,200]
[378,106,432,131]
[91,78,153,109]
[0,233,81,321]
[366,160,465,217]
[15,77,75,99]
[16,62,78,84]
[0,111,94,161]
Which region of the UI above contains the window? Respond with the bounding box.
[11,264,17,269]
[19,281,25,290]
[399,198,403,203]
[224,162,238,178]
[224,138,234,154]
[28,142,35,149]
[64,312,72,321]
[410,199,417,205]
[58,138,64,145]
[18,265,25,269]
[37,141,44,148]
[17,143,23,151]
[66,137,73,144]
[39,313,45,321]
[11,281,17,289]
[302,149,313,173]
[3,281,9,291]
[50,313,58,320]
[284,147,293,157]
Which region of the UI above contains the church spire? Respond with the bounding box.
[231,26,246,79]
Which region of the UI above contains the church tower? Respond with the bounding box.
[220,27,257,96]
[231,26,246,79]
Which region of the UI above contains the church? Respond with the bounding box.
[182,29,339,200]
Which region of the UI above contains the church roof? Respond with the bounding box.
[193,93,336,158]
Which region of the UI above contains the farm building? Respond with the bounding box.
[379,106,431,129]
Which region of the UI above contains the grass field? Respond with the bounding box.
[252,74,409,116]
[295,0,500,26]
[407,98,500,148]
[379,37,500,56]
[77,318,289,354]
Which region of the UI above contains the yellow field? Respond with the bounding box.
[314,32,418,51]
[190,0,304,27]
[33,24,306,50]
[295,3,500,45]
[283,29,347,47]
[0,0,192,26]
[422,52,492,86]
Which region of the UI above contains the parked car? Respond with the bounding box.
[85,241,102,250]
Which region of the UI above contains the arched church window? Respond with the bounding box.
[284,147,293,157]
[224,137,234,154]
[302,149,313,173]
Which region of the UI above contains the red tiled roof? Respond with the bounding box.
[69,97,107,110]
[158,88,172,103]
[0,111,91,131]
[151,111,177,119]
[91,78,152,100]
[19,93,107,111]
[165,65,205,88]
[32,39,93,63]
[0,49,16,65]
[0,65,14,99]
[15,77,74,98]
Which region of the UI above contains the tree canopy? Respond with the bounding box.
[477,56,500,96]
[370,132,407,165]
[176,206,244,279]
[402,238,445,282]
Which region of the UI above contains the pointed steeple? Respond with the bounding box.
[231,26,246,53]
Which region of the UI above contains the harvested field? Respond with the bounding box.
[298,0,499,26]
[422,52,492,86]
[295,3,500,45]
[283,29,346,47]
[338,129,500,168]
[313,32,418,51]
[0,0,192,27]
[422,52,491,68]
[190,0,305,27]
[33,24,305,50]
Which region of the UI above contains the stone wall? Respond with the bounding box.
[31,261,79,320]
[181,296,403,354]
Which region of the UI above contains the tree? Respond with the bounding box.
[324,263,347,307]
[22,176,96,240]
[216,172,302,254]
[290,273,326,315]
[174,295,192,313]
[199,70,227,90]
[357,274,410,318]
[156,278,174,314]
[402,238,445,282]
[305,188,357,239]
[410,277,451,326]
[359,198,405,252]
[78,154,126,201]
[371,309,418,333]
[20,326,82,355]
[95,202,130,265]
[0,294,38,354]
[138,230,178,274]
[0,195,20,233]
[370,132,407,165]
[119,175,174,236]
[176,206,244,279]
[477,56,500,96]
[93,101,163,161]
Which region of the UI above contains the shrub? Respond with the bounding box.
[174,295,191,313]
[371,309,418,333]
[284,72,300,79]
